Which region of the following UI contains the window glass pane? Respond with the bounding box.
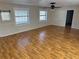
[15,10,29,24]
[1,12,10,21]
[40,11,47,21]
[40,11,46,15]
[40,16,46,20]
[15,10,28,16]
[16,17,28,24]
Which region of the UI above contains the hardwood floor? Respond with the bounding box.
[0,25,79,59]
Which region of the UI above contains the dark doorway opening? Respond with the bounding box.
[65,10,74,28]
[65,10,74,33]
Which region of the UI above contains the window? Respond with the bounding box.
[15,10,29,25]
[1,11,10,21]
[40,11,47,21]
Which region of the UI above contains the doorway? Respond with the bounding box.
[65,10,74,28]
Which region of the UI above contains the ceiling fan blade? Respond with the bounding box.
[55,7,61,8]
[50,2,56,4]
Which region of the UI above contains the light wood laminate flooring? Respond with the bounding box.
[0,25,79,59]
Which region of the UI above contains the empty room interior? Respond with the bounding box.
[0,0,79,59]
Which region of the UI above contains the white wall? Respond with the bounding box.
[51,7,79,29]
[52,9,66,26]
[72,8,79,29]
[0,3,52,37]
[1,3,79,37]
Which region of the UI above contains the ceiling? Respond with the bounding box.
[0,0,79,7]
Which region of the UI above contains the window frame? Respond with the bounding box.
[39,10,48,21]
[0,10,11,22]
[14,8,30,25]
